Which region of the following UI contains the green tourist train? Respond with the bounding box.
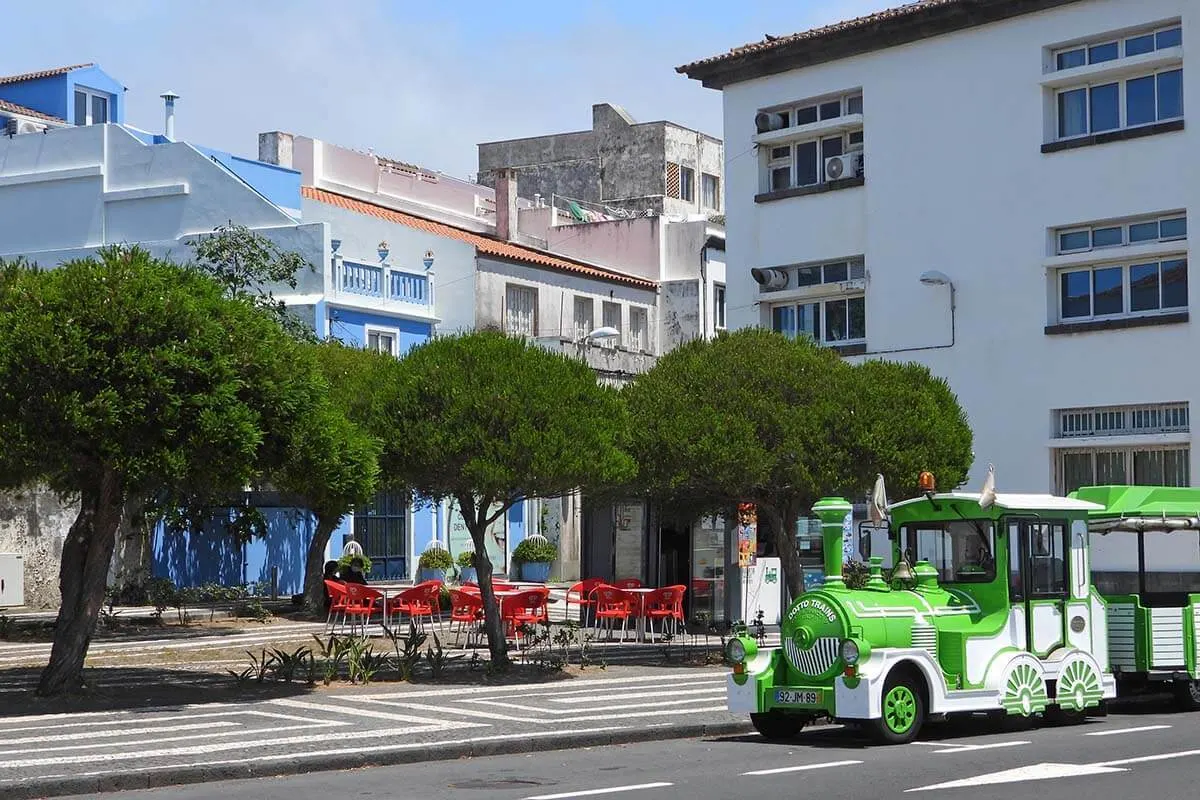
[725,471,1200,745]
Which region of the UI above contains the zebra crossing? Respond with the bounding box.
[0,668,738,793]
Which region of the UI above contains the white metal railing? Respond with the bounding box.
[1056,402,1189,438]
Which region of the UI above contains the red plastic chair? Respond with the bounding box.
[566,578,605,627]
[386,581,441,630]
[503,587,550,648]
[592,585,634,642]
[643,585,687,641]
[615,578,643,590]
[324,579,350,633]
[341,582,382,636]
[448,588,484,647]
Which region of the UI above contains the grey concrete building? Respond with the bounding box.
[477,103,724,220]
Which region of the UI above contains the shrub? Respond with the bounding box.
[513,538,557,564]
[418,547,453,571]
[456,550,475,569]
[337,552,372,573]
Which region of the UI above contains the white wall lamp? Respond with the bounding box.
[576,325,620,346]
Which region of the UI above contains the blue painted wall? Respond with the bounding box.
[152,507,314,595]
[0,65,125,123]
[328,306,432,355]
[0,74,68,119]
[194,144,302,213]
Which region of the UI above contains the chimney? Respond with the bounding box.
[495,167,518,242]
[160,91,179,140]
[258,131,294,167]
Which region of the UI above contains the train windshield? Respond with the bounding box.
[899,520,996,583]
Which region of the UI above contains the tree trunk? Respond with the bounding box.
[468,527,510,669]
[109,495,150,595]
[38,469,126,696]
[303,514,341,616]
[761,504,807,603]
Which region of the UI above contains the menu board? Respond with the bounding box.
[448,498,507,572]
[613,500,645,582]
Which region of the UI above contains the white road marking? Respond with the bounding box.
[3,720,241,745]
[906,763,1128,791]
[520,679,722,699]
[550,688,724,704]
[523,782,674,799]
[345,671,726,700]
[1095,748,1200,767]
[5,722,335,756]
[930,741,1031,754]
[742,759,863,776]
[268,698,487,728]
[1085,724,1172,737]
[467,696,725,715]
[0,725,631,784]
[353,697,728,725]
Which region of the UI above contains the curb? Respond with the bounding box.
[6,719,761,799]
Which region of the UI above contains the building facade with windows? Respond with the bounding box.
[477,102,725,221]
[681,0,1195,572]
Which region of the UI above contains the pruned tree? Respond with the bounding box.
[381,330,634,667]
[625,328,852,600]
[280,340,396,614]
[0,245,326,695]
[844,358,974,498]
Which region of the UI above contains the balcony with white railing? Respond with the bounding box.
[337,259,432,313]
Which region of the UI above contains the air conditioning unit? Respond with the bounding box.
[824,151,863,182]
[754,111,787,135]
[750,267,790,290]
[5,118,47,136]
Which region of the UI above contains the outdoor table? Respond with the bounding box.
[622,587,657,642]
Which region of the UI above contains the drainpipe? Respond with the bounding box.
[700,242,709,340]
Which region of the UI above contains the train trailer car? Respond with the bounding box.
[725,474,1120,744]
[1071,485,1200,709]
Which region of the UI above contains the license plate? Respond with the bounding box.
[775,689,820,705]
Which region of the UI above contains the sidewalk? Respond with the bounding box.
[0,613,772,797]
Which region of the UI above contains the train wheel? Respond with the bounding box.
[868,673,925,745]
[750,711,810,740]
[1175,680,1200,711]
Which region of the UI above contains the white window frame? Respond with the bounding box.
[770,295,866,346]
[601,301,622,348]
[761,130,862,192]
[504,283,538,338]
[679,166,695,203]
[701,172,720,211]
[364,325,399,356]
[773,91,863,128]
[1055,402,1190,439]
[714,283,726,330]
[1054,66,1183,141]
[1053,23,1182,71]
[73,87,109,126]
[628,306,649,352]
[793,259,867,288]
[1056,256,1188,324]
[573,295,594,341]
[1055,213,1187,255]
[1054,444,1190,495]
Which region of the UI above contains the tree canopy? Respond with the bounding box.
[625,328,973,600]
[0,245,327,694]
[381,330,635,666]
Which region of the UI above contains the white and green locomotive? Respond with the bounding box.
[726,476,1199,744]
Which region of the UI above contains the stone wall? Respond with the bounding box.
[0,487,77,608]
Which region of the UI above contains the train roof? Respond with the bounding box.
[889,492,1103,513]
[1070,485,1200,520]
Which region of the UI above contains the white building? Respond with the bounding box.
[680,0,1193,497]
[680,0,1195,587]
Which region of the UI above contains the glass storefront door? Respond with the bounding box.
[692,514,727,622]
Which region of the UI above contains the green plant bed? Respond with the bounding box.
[513,538,557,564]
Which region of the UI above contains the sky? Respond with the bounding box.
[4,0,898,179]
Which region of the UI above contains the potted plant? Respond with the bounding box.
[337,551,372,581]
[456,550,477,584]
[513,536,558,582]
[417,547,453,583]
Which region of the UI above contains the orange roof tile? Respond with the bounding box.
[0,99,64,124]
[302,186,658,291]
[0,62,93,86]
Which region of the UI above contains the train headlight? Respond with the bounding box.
[840,642,868,666]
[725,636,757,665]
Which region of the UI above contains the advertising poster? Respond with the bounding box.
[613,500,645,582]
[737,502,757,568]
[448,499,507,572]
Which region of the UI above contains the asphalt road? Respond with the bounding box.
[70,700,1200,800]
